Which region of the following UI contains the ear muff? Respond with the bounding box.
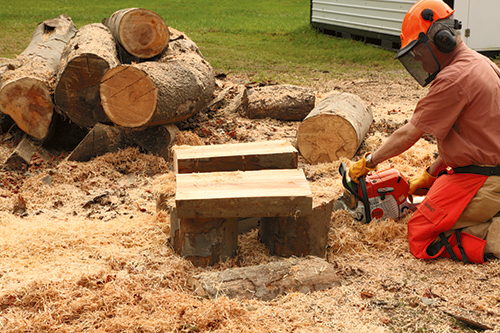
[434,28,457,53]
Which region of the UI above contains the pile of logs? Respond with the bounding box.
[0,8,215,166]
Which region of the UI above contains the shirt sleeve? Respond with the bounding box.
[410,75,469,140]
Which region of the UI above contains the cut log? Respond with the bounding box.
[124,124,180,162]
[170,208,238,267]
[102,8,169,60]
[174,169,313,219]
[297,92,373,165]
[0,15,77,141]
[66,123,125,162]
[189,256,341,300]
[100,56,215,128]
[3,135,51,170]
[242,84,315,121]
[173,140,298,174]
[260,199,333,258]
[54,23,120,128]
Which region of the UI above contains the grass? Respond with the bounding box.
[0,0,402,84]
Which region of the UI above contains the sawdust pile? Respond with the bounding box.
[0,73,499,332]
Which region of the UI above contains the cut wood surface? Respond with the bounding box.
[175,169,313,218]
[103,8,169,59]
[100,55,215,128]
[297,92,373,165]
[173,139,298,174]
[242,84,316,121]
[124,124,179,162]
[189,256,341,301]
[0,15,77,140]
[54,23,120,128]
[3,135,51,170]
[66,123,125,162]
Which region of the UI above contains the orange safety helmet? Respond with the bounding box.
[398,0,454,57]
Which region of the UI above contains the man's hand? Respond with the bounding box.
[409,168,437,196]
[348,153,376,183]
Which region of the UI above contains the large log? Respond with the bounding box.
[54,23,120,128]
[241,84,315,121]
[189,256,341,301]
[100,54,215,128]
[102,8,169,61]
[0,15,77,141]
[297,92,373,165]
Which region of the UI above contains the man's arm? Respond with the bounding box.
[370,122,425,165]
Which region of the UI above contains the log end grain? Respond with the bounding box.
[100,65,157,128]
[54,54,111,127]
[297,114,359,165]
[0,77,53,140]
[119,9,170,59]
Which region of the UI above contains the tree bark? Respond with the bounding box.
[242,84,315,121]
[189,256,341,301]
[297,92,373,165]
[54,23,120,128]
[0,15,77,140]
[102,8,169,60]
[100,54,215,128]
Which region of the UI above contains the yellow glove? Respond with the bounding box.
[409,168,437,196]
[348,153,376,183]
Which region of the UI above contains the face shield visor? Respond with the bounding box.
[395,33,441,87]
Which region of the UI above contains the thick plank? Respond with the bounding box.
[175,169,312,218]
[173,140,298,174]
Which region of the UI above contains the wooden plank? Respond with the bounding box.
[173,140,298,174]
[175,169,312,218]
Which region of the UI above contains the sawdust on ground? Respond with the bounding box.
[0,71,499,333]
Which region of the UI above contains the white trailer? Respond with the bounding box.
[310,0,500,53]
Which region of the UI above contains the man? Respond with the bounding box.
[349,0,500,264]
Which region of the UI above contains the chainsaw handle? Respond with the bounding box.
[338,162,372,223]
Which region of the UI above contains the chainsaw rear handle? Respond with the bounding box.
[338,162,372,223]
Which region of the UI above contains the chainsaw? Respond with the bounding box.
[334,162,419,223]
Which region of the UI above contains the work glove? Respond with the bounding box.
[409,168,437,196]
[348,153,376,183]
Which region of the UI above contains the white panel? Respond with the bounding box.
[311,0,414,37]
[453,0,500,51]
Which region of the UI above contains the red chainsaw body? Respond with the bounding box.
[336,164,416,223]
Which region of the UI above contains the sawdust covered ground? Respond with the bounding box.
[0,72,499,332]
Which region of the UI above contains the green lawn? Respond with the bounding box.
[0,0,401,84]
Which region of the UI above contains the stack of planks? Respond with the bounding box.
[157,140,333,267]
[0,8,215,165]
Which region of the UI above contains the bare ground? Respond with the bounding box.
[0,71,498,333]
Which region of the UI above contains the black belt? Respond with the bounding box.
[453,165,500,176]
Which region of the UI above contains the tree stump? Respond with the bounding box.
[0,15,77,140]
[297,92,373,165]
[103,8,169,61]
[242,84,316,121]
[260,199,333,258]
[188,256,341,300]
[170,208,238,267]
[100,54,215,128]
[54,23,120,128]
